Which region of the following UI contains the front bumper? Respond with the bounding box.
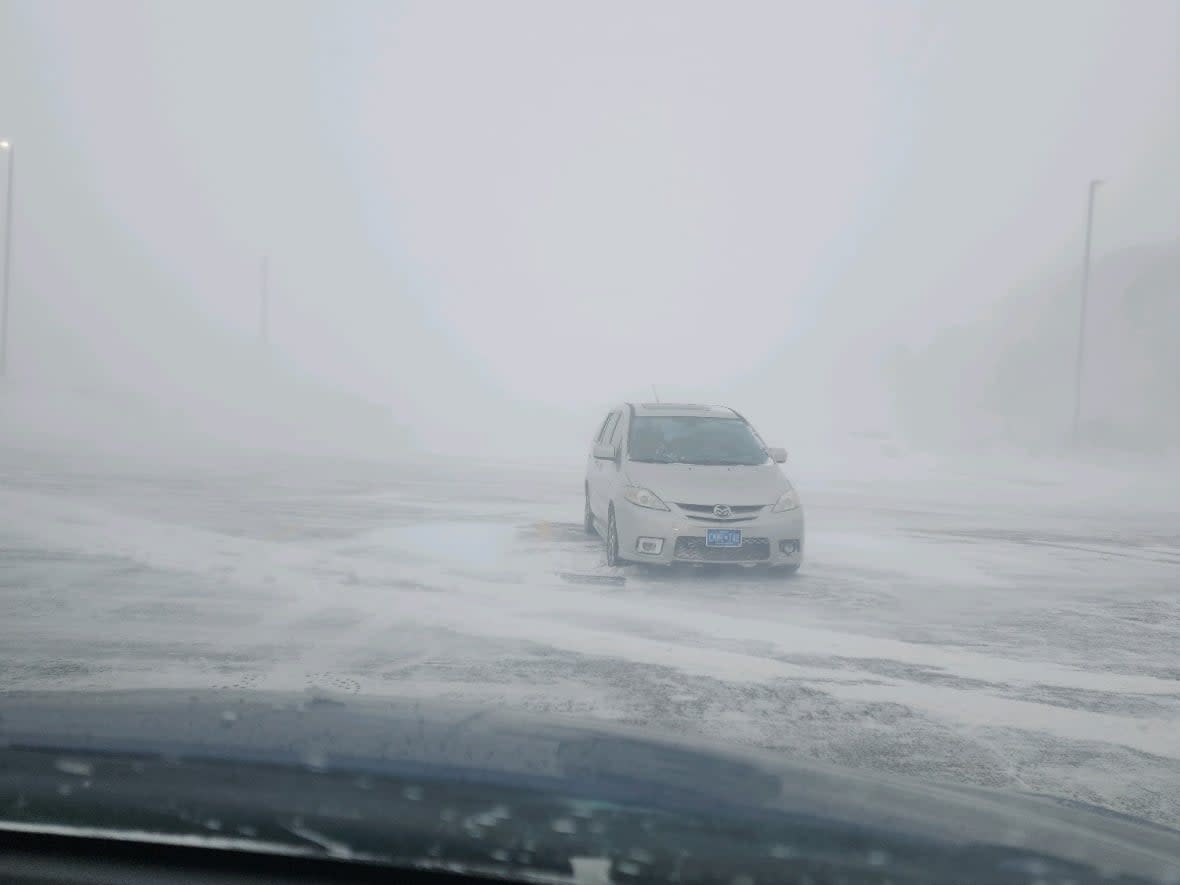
[613,501,805,567]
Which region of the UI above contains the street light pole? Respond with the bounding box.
[259,255,270,346]
[0,140,13,378]
[1071,179,1102,448]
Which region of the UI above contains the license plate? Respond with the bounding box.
[706,528,742,547]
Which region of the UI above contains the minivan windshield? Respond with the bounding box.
[629,416,768,466]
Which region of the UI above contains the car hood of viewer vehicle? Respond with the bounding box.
[0,690,1177,883]
[624,461,791,507]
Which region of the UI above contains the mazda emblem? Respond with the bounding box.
[713,505,733,519]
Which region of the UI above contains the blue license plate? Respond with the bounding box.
[706,528,742,547]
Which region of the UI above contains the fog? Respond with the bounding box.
[1,0,1177,462]
[5,1,1180,842]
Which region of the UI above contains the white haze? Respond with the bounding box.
[4,2,1180,837]
[0,0,1178,463]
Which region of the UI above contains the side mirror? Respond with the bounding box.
[768,447,788,463]
[593,442,619,461]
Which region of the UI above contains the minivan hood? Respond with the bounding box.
[624,460,789,506]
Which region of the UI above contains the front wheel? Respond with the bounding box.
[605,507,621,567]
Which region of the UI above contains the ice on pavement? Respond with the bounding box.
[1,445,1178,829]
[381,522,519,568]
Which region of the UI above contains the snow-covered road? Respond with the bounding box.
[1,446,1178,828]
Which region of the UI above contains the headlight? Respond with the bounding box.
[772,487,800,512]
[623,485,669,511]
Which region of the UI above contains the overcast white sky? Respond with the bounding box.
[1,0,1177,450]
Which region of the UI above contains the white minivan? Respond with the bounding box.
[584,403,804,573]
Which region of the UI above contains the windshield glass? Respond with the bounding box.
[629,416,768,465]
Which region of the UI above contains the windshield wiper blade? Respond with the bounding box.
[673,459,760,466]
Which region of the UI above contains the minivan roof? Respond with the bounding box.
[629,403,739,418]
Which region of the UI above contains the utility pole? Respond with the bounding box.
[0,140,13,377]
[259,255,270,346]
[1071,179,1102,447]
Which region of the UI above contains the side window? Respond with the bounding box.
[599,412,620,445]
[610,412,627,448]
[594,412,614,443]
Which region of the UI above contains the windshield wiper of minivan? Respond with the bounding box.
[675,458,764,466]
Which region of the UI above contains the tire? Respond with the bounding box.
[769,564,800,577]
[605,506,621,567]
[583,488,596,535]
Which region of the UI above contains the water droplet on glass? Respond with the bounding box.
[237,825,257,838]
[1017,860,1051,876]
[57,784,73,797]
[54,758,93,777]
[572,858,611,882]
[628,848,653,864]
[730,875,755,885]
[867,850,889,866]
[617,861,641,876]
[551,817,577,834]
[220,710,238,725]
[769,844,795,859]
[403,785,424,801]
[302,750,327,772]
[204,818,222,831]
[491,849,510,863]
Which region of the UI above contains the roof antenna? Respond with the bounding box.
[651,385,661,403]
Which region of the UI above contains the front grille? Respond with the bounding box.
[674,536,770,562]
[676,503,764,513]
[675,503,765,522]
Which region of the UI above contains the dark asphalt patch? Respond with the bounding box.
[558,572,626,587]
